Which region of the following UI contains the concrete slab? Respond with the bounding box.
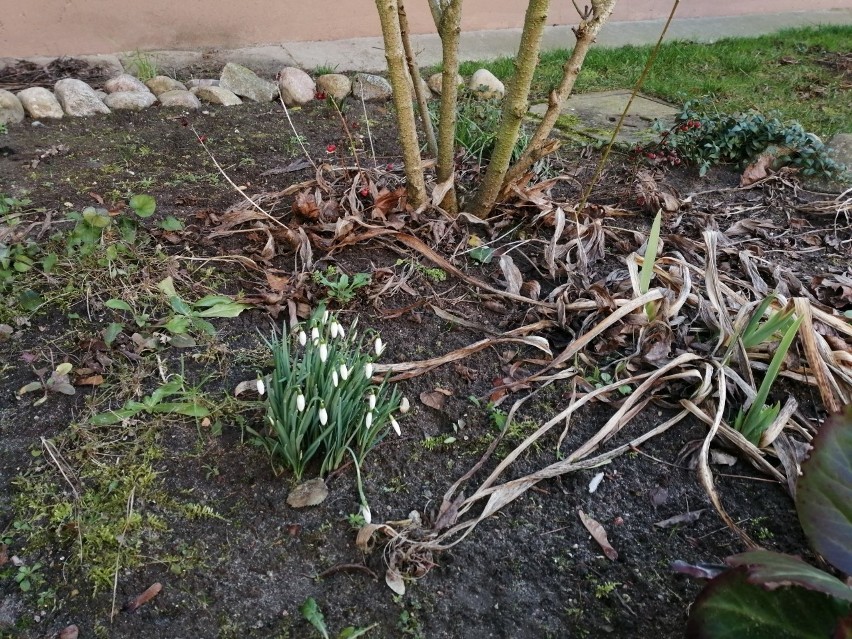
[529,90,679,146]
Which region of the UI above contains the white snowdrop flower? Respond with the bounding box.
[311,326,320,343]
[374,337,385,356]
[365,362,374,379]
[319,342,328,363]
[340,363,350,381]
[296,392,306,412]
[365,412,373,428]
[399,396,410,414]
[332,370,339,387]
[319,405,328,425]
[360,503,372,524]
[257,379,265,396]
[298,330,307,346]
[329,322,340,339]
[321,309,330,324]
[336,323,345,339]
[390,416,401,436]
[368,393,376,410]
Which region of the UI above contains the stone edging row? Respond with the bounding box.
[0,61,507,124]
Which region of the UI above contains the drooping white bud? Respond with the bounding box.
[374,337,385,356]
[365,412,373,428]
[321,309,330,323]
[390,416,401,436]
[360,503,372,524]
[329,322,340,339]
[319,405,328,425]
[368,393,376,410]
[332,370,339,387]
[298,330,307,346]
[257,379,265,396]
[296,393,306,412]
[340,363,349,381]
[319,342,328,363]
[311,326,320,343]
[365,362,374,378]
[399,396,410,414]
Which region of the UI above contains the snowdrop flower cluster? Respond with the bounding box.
[260,304,406,481]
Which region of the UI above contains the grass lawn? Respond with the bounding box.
[456,26,851,138]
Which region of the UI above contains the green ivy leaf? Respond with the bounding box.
[469,246,494,264]
[159,215,184,231]
[105,299,133,312]
[103,322,124,346]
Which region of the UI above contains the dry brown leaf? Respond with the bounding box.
[293,190,320,220]
[76,374,104,386]
[740,153,774,187]
[499,254,523,295]
[420,390,449,411]
[654,510,705,529]
[124,582,162,613]
[58,625,79,639]
[578,510,618,560]
[265,272,290,293]
[385,567,406,595]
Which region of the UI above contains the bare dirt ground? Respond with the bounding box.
[0,80,850,639]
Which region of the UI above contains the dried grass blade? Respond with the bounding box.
[567,353,700,462]
[695,366,758,549]
[546,289,665,371]
[372,335,552,376]
[759,396,798,448]
[794,298,841,413]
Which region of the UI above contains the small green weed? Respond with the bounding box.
[312,266,371,304]
[395,258,447,283]
[89,375,210,425]
[130,51,158,82]
[300,597,377,638]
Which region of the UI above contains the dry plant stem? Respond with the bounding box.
[374,0,426,207]
[191,126,289,230]
[577,0,679,212]
[470,0,550,219]
[278,95,318,172]
[434,0,463,214]
[397,0,438,157]
[501,0,618,192]
[111,487,136,621]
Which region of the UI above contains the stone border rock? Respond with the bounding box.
[0,57,505,124]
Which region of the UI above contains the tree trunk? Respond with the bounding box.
[469,0,550,219]
[500,0,618,194]
[374,0,426,207]
[434,0,463,215]
[398,0,438,157]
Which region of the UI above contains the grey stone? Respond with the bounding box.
[529,90,679,147]
[277,67,315,106]
[104,90,157,111]
[469,69,504,101]
[104,73,149,94]
[53,79,110,117]
[16,87,63,119]
[352,73,392,101]
[0,89,25,125]
[75,54,124,77]
[802,133,852,194]
[316,73,351,101]
[157,90,201,109]
[186,78,220,89]
[220,62,277,102]
[145,75,187,96]
[286,478,329,508]
[191,85,242,106]
[427,72,464,96]
[0,593,24,628]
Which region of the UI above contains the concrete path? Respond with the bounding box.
[130,9,852,76]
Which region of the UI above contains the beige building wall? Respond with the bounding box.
[0,0,849,58]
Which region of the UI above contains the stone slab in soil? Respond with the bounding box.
[802,133,852,194]
[530,90,679,146]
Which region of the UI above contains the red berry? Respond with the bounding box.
[359,188,369,197]
[326,144,337,153]
[315,91,327,100]
[646,152,657,160]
